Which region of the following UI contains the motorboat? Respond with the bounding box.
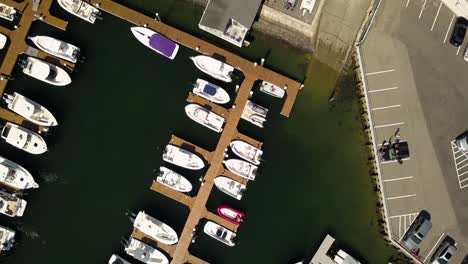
[217,205,245,226]
[190,55,234,82]
[3,92,58,127]
[214,176,246,200]
[130,27,179,60]
[223,159,257,181]
[229,140,263,165]
[1,122,47,155]
[0,33,6,50]
[57,0,101,24]
[133,211,178,245]
[162,144,204,170]
[192,79,230,104]
[157,166,192,193]
[21,57,72,86]
[0,3,16,21]
[241,100,268,128]
[108,254,131,264]
[0,225,15,253]
[28,35,80,63]
[124,237,169,264]
[0,190,27,217]
[203,221,236,247]
[185,103,224,133]
[0,156,38,190]
[260,81,285,98]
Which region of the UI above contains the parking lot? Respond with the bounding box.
[362,0,468,262]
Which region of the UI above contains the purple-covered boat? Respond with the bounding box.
[130,27,179,60]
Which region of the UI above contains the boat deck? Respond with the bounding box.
[0,0,69,132]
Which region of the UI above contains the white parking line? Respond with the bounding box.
[419,0,426,19]
[431,2,443,31]
[444,15,455,43]
[372,104,401,111]
[458,170,468,177]
[389,212,418,219]
[368,86,399,93]
[424,233,445,262]
[366,69,395,76]
[387,194,416,200]
[381,158,411,164]
[457,46,461,55]
[406,0,411,8]
[375,122,405,129]
[384,176,414,182]
[450,141,468,189]
[460,177,468,183]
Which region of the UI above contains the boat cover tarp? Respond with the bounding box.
[203,84,217,96]
[149,34,177,58]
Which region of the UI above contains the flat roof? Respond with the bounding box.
[199,0,262,31]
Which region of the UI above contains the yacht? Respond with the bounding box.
[0,156,38,190]
[57,0,101,24]
[21,57,72,86]
[124,237,169,264]
[1,122,47,155]
[241,100,268,128]
[29,36,80,63]
[185,103,225,133]
[162,145,204,170]
[0,3,16,21]
[229,140,263,165]
[157,167,192,193]
[108,254,131,264]
[3,92,58,127]
[223,159,257,181]
[190,55,234,82]
[192,79,230,104]
[0,33,6,50]
[214,176,246,200]
[217,205,245,226]
[133,211,178,245]
[0,225,15,253]
[130,27,179,60]
[260,80,285,98]
[0,190,27,217]
[203,221,236,247]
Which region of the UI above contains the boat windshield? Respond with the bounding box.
[203,85,217,96]
[46,67,58,81]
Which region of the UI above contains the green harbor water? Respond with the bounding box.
[0,1,399,263]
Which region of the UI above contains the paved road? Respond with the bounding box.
[362,0,468,262]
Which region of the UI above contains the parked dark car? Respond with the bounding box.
[431,240,457,264]
[449,17,468,46]
[380,141,410,161]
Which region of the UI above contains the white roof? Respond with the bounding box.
[5,127,27,148]
[29,60,50,79]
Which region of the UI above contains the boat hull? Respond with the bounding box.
[0,156,38,190]
[1,123,47,155]
[108,254,131,264]
[57,0,100,24]
[0,4,16,21]
[214,176,246,200]
[131,27,179,60]
[162,145,205,170]
[260,81,285,98]
[157,166,192,192]
[29,36,80,63]
[133,211,178,245]
[0,33,6,50]
[229,140,262,165]
[185,103,224,133]
[193,79,230,104]
[0,190,27,217]
[5,92,58,127]
[217,205,245,226]
[224,159,257,181]
[203,221,236,246]
[22,57,72,86]
[125,237,169,264]
[191,55,234,83]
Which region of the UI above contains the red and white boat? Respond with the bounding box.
[217,205,245,226]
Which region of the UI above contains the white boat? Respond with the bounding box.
[203,221,236,247]
[130,27,179,60]
[260,81,285,98]
[124,237,169,264]
[22,57,72,86]
[0,3,16,21]
[0,225,15,253]
[223,159,257,181]
[57,0,101,24]
[241,100,268,128]
[1,122,47,155]
[229,140,263,165]
[214,176,246,200]
[28,36,80,63]
[0,156,38,190]
[133,211,178,245]
[3,92,58,127]
[108,254,131,264]
[0,190,27,217]
[157,167,192,193]
[162,145,204,170]
[190,55,234,83]
[185,103,225,133]
[0,33,6,50]
[193,79,230,104]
